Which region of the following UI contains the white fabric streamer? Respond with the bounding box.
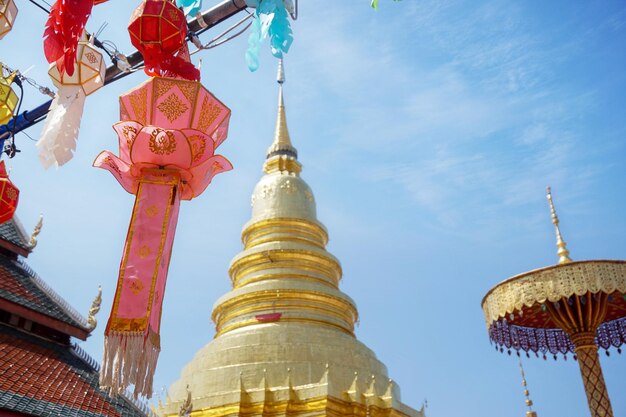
[36,84,86,169]
[100,331,160,399]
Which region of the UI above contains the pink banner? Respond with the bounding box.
[100,169,180,398]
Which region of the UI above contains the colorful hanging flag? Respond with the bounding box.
[245,0,293,72]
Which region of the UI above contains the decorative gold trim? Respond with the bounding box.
[481,260,626,326]
[213,289,357,322]
[234,272,337,290]
[215,316,355,338]
[230,250,342,284]
[242,217,328,248]
[264,156,302,175]
[165,395,416,417]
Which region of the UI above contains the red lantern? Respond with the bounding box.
[128,0,199,80]
[0,160,19,224]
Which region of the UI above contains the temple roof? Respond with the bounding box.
[0,324,152,417]
[0,255,90,339]
[0,219,33,257]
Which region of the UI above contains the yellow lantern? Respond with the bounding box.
[37,34,105,168]
[0,0,18,41]
[0,71,18,125]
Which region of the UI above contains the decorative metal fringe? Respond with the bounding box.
[100,331,160,399]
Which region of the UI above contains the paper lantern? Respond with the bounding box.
[43,0,108,76]
[0,71,18,125]
[128,0,199,80]
[37,34,105,168]
[0,160,18,224]
[94,76,231,398]
[0,0,18,40]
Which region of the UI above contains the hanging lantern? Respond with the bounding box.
[128,0,199,80]
[0,160,18,224]
[0,0,18,40]
[0,71,18,125]
[95,76,231,398]
[43,0,108,76]
[37,34,105,168]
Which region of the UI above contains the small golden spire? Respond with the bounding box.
[546,187,572,264]
[266,58,297,161]
[519,359,538,417]
[178,385,193,417]
[29,214,43,249]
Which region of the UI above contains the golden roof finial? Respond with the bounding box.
[28,213,43,249]
[86,286,102,330]
[546,187,572,264]
[519,359,537,417]
[266,58,297,161]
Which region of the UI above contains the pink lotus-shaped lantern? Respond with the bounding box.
[94,76,231,398]
[95,122,231,199]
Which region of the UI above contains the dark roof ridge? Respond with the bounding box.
[0,218,33,257]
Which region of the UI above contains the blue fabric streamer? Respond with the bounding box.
[176,0,203,17]
[244,0,293,72]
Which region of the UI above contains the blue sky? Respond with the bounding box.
[1,1,625,416]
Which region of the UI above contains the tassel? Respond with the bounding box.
[36,85,86,168]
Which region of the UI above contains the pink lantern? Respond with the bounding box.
[0,0,18,40]
[94,76,231,398]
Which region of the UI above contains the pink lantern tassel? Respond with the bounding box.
[99,169,181,398]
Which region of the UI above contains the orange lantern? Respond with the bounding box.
[0,71,18,125]
[0,0,18,40]
[128,0,199,80]
[37,34,105,168]
[0,160,18,224]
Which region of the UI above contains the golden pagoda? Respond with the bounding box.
[159,61,425,417]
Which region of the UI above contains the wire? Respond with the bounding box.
[1,63,55,98]
[27,0,50,14]
[190,12,254,54]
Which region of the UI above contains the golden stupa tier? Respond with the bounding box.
[160,62,423,417]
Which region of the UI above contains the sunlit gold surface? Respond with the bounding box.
[481,260,626,326]
[160,62,422,417]
[546,187,572,264]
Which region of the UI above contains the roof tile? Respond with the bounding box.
[0,256,87,330]
[0,325,150,417]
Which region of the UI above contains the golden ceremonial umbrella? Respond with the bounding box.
[481,188,626,417]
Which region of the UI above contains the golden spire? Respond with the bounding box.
[546,187,572,264]
[264,59,301,175]
[519,359,538,417]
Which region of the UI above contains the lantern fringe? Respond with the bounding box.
[36,85,86,169]
[100,331,160,399]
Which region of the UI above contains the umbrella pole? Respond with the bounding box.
[571,332,614,417]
